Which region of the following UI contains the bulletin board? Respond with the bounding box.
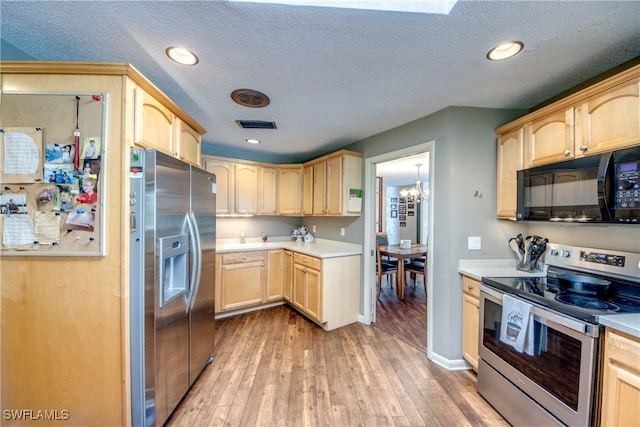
[0,92,108,256]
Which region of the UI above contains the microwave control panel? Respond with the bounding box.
[614,158,640,222]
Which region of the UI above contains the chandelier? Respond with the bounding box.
[399,163,427,203]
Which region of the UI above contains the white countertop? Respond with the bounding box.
[216,238,362,259]
[599,313,640,339]
[458,259,547,281]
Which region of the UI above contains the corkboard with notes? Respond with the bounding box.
[0,92,107,256]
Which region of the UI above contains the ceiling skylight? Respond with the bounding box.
[229,0,458,14]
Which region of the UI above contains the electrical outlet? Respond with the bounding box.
[468,236,481,250]
[340,227,345,236]
[313,225,316,233]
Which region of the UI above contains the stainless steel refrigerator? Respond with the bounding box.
[129,148,216,426]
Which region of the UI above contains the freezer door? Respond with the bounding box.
[188,166,216,385]
[153,152,191,426]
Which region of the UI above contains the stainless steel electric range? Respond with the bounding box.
[478,243,640,427]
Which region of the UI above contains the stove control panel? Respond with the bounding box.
[580,251,626,267]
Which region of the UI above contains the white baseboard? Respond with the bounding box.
[428,350,473,371]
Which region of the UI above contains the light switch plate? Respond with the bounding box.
[468,236,481,250]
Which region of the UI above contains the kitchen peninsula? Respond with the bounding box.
[215,238,362,331]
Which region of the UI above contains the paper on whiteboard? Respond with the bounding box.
[3,215,35,247]
[3,131,40,175]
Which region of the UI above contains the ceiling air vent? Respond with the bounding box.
[231,88,270,108]
[235,120,277,129]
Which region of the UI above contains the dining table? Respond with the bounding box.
[378,243,428,299]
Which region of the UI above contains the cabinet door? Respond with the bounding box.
[313,161,327,215]
[283,250,294,302]
[292,264,307,311]
[524,109,574,167]
[462,293,479,371]
[496,127,524,219]
[235,164,259,214]
[326,156,343,216]
[277,167,303,215]
[601,330,640,427]
[577,78,640,156]
[220,261,265,311]
[135,88,175,155]
[175,118,201,166]
[205,160,234,214]
[303,164,314,215]
[260,166,278,215]
[266,250,284,302]
[305,267,323,322]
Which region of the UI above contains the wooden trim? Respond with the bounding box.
[0,61,206,135]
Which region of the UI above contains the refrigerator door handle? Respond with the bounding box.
[189,212,203,310]
[185,212,199,313]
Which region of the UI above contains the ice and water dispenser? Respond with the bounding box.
[158,234,189,307]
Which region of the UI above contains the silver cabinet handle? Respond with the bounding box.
[564,149,571,156]
[580,145,588,152]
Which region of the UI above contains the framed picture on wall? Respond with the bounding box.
[408,203,415,209]
[390,210,397,218]
[399,221,406,227]
[408,211,415,216]
[390,204,397,210]
[399,197,407,204]
[399,215,406,221]
[390,197,398,203]
[399,205,406,214]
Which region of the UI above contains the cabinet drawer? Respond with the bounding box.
[222,251,266,265]
[294,253,322,270]
[606,329,640,372]
[462,275,480,299]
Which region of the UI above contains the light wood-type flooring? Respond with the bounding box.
[373,274,427,352]
[167,294,507,426]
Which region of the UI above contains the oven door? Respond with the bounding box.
[478,285,601,427]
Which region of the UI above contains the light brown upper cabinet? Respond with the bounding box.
[234,163,259,215]
[496,127,524,220]
[204,159,234,215]
[277,166,303,215]
[496,63,640,220]
[303,164,314,215]
[175,118,202,166]
[304,150,363,217]
[260,166,278,215]
[134,86,205,167]
[575,77,640,156]
[524,108,575,168]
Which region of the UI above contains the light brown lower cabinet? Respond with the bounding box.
[600,328,640,427]
[283,250,294,302]
[461,275,480,371]
[216,248,360,331]
[215,251,266,312]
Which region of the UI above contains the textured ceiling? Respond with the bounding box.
[2,0,640,166]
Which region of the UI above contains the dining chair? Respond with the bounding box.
[404,256,427,294]
[376,232,398,263]
[375,237,398,298]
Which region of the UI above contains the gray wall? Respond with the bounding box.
[342,106,528,360]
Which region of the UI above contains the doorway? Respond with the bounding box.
[363,141,435,354]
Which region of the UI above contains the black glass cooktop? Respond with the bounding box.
[482,267,640,324]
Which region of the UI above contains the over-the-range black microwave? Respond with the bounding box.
[516,146,640,224]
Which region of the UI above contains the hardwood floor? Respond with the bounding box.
[167,305,506,427]
[373,275,427,352]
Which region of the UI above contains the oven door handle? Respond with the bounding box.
[480,284,600,338]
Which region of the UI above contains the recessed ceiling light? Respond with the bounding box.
[165,46,199,65]
[487,41,523,61]
[246,138,261,144]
